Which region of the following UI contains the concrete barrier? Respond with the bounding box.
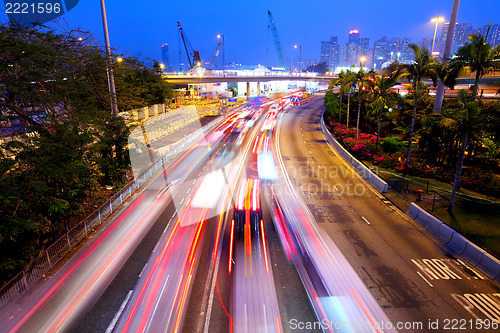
[461,242,486,266]
[435,223,455,244]
[320,118,388,193]
[446,232,468,256]
[478,252,500,281]
[407,203,500,283]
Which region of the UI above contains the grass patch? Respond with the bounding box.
[433,204,500,259]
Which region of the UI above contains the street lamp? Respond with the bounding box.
[100,0,119,117]
[431,16,445,55]
[360,56,366,70]
[294,44,302,73]
[217,34,225,77]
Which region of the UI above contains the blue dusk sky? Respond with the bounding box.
[1,0,499,69]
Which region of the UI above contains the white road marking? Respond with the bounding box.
[146,275,171,331]
[105,290,133,333]
[417,271,434,287]
[309,151,312,154]
[361,216,371,225]
[138,263,148,278]
[334,185,339,191]
[457,259,486,280]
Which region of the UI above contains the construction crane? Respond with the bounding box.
[177,21,201,69]
[267,10,286,69]
[210,42,223,67]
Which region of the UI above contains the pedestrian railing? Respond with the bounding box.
[0,114,225,309]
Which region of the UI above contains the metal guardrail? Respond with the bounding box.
[0,114,225,309]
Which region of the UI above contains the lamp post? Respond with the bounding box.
[217,34,225,77]
[431,16,445,55]
[294,44,302,73]
[360,56,366,69]
[433,0,460,114]
[100,0,119,117]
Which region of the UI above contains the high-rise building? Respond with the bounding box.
[320,41,331,64]
[339,44,349,67]
[387,38,401,61]
[373,36,387,69]
[420,37,431,51]
[400,38,412,62]
[348,30,360,44]
[489,24,500,47]
[161,43,171,71]
[479,24,500,47]
[453,23,473,53]
[319,36,339,72]
[360,37,370,52]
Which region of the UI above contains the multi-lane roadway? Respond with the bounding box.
[1,94,499,333]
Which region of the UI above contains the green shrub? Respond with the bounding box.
[381,136,406,154]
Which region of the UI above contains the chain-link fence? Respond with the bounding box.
[0,114,225,309]
[382,170,498,212]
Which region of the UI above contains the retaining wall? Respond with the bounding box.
[408,203,500,283]
[320,118,388,193]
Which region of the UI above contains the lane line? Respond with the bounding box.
[105,290,133,333]
[417,271,434,287]
[361,216,371,225]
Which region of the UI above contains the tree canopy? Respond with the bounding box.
[0,23,172,282]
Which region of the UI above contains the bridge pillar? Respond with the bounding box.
[257,82,260,96]
[246,82,250,97]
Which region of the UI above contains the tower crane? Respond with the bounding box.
[177,21,202,69]
[210,42,223,67]
[267,10,286,69]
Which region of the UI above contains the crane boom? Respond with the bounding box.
[177,21,201,69]
[210,42,222,67]
[267,10,286,69]
[177,22,192,68]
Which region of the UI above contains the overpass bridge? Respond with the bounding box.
[162,72,337,98]
[162,73,336,84]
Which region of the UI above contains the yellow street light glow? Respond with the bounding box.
[217,34,221,39]
[117,57,123,62]
[431,16,445,55]
[431,16,445,23]
[294,45,298,48]
[360,56,366,62]
[160,63,165,69]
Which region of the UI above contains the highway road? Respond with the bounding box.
[275,95,500,332]
[2,92,499,333]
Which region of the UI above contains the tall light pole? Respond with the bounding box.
[360,56,366,69]
[431,16,445,55]
[100,0,119,117]
[217,34,225,77]
[294,44,302,73]
[433,0,461,114]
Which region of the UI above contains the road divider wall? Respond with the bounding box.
[320,117,388,193]
[407,203,500,283]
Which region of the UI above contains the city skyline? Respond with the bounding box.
[1,0,499,69]
[319,21,500,72]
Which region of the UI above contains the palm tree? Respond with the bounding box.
[353,68,375,138]
[442,91,482,212]
[402,44,438,175]
[447,28,500,100]
[330,70,350,123]
[371,68,403,150]
[341,70,356,127]
[444,30,500,211]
